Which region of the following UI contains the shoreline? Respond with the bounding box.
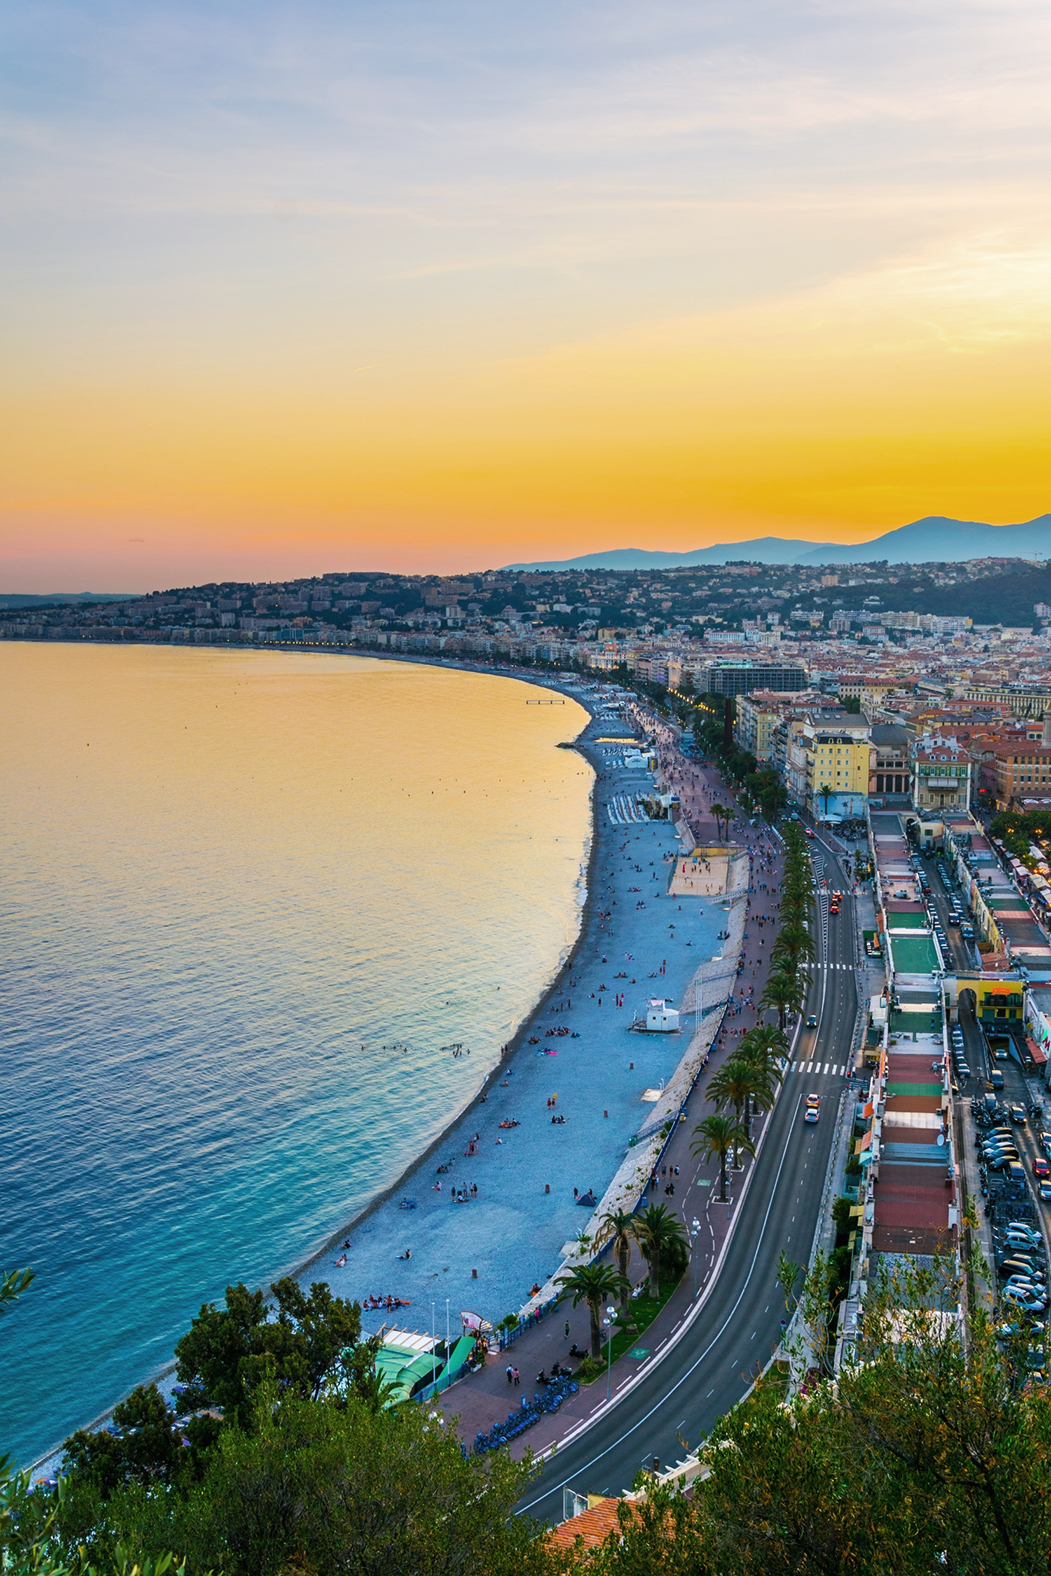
[24,654,605,1473]
[25,653,717,1474]
[289,669,604,1287]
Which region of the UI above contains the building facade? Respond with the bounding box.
[910,741,972,812]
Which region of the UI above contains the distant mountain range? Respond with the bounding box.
[503,514,1051,571]
[0,592,137,610]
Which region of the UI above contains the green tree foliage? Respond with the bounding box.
[0,1267,34,1316]
[759,970,807,1031]
[691,1115,750,1203]
[45,1390,549,1576]
[602,1209,637,1313]
[174,1278,361,1420]
[61,1386,197,1498]
[557,1262,629,1359]
[630,1206,688,1299]
[584,1255,1051,1576]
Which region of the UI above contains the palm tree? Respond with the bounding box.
[761,970,808,1031]
[817,783,833,818]
[710,802,730,841]
[772,922,816,968]
[556,1261,629,1359]
[731,1052,777,1143]
[603,1208,637,1314]
[692,1115,752,1202]
[630,1203,688,1299]
[741,1022,790,1080]
[707,1059,756,1167]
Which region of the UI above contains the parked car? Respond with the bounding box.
[999,1253,1042,1276]
[1005,1223,1042,1245]
[1003,1287,1048,1312]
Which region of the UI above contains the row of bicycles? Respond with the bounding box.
[473,1374,579,1453]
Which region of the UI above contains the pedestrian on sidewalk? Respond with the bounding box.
[506,1364,514,1385]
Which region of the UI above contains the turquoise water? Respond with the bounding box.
[0,645,591,1465]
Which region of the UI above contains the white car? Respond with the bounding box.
[1003,1286,1048,1312]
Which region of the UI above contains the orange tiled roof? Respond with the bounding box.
[548,1497,639,1551]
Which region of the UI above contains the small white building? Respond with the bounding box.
[645,999,680,1032]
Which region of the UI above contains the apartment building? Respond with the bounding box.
[987,742,1051,810]
[869,722,912,801]
[910,739,973,813]
[786,711,872,818]
[734,690,792,763]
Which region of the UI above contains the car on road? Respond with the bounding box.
[804,1101,820,1124]
[1034,1158,1051,1180]
[993,1047,1009,1061]
[806,1092,820,1108]
[991,1070,1005,1089]
[806,1014,817,1029]
[1041,1132,1051,1156]
[1039,1182,1051,1204]
[1011,1104,1027,1123]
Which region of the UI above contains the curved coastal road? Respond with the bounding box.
[518,831,859,1523]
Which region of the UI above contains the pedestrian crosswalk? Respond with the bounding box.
[788,1061,848,1076]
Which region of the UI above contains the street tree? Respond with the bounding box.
[630,1205,688,1299]
[603,1209,638,1314]
[760,970,808,1031]
[691,1116,752,1203]
[557,1262,629,1358]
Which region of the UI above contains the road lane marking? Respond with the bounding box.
[518,1093,805,1513]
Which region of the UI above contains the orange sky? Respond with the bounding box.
[3,2,1050,588]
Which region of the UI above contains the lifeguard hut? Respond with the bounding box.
[644,998,679,1033]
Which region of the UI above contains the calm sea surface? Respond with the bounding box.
[0,644,591,1465]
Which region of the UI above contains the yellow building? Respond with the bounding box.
[804,720,872,819]
[734,691,789,764]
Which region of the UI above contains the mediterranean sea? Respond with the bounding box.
[0,644,591,1466]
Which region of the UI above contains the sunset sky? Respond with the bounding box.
[3,0,1051,590]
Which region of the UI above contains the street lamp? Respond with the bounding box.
[690,1218,702,1296]
[604,1305,616,1400]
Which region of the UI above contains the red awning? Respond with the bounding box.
[1027,1036,1047,1066]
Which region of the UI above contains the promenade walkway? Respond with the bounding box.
[435,732,797,1456]
[304,700,727,1348]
